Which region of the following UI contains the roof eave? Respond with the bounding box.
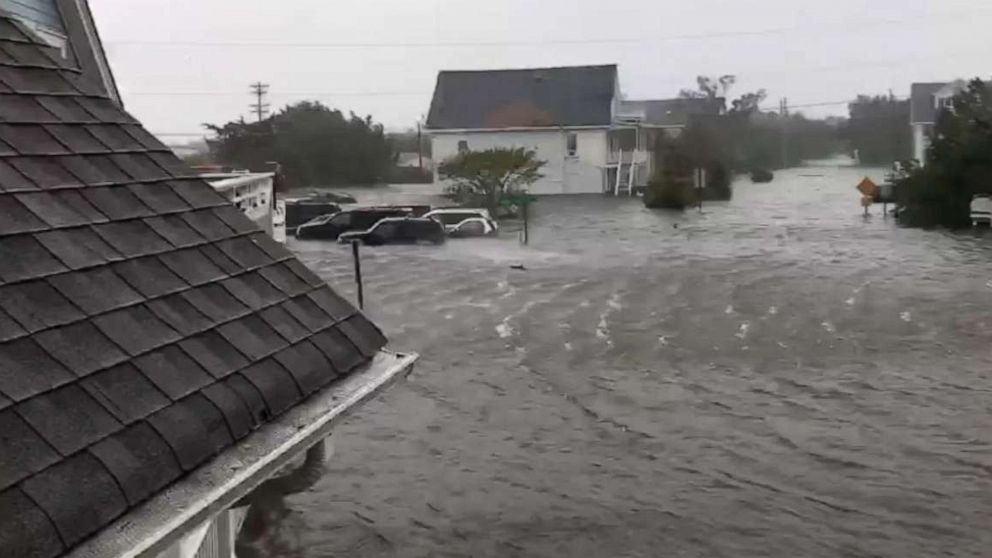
[65,350,418,558]
[426,124,611,133]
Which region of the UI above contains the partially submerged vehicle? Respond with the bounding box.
[448,217,499,238]
[285,199,342,229]
[750,169,774,183]
[295,208,410,239]
[423,208,499,235]
[338,217,446,246]
[971,195,992,226]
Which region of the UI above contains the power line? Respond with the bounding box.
[102,10,992,50]
[127,90,427,97]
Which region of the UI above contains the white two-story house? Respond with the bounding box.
[426,64,721,195]
[910,80,966,165]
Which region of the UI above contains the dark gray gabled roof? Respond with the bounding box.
[426,64,617,129]
[0,12,386,558]
[910,82,945,125]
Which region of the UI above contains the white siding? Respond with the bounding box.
[432,129,607,195]
[912,123,930,165]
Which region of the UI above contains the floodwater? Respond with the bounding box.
[275,160,991,557]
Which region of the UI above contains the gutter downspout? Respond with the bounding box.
[234,440,329,554]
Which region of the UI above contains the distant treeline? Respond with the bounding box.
[205,101,393,188]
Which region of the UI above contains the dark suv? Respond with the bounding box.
[294,208,408,239]
[338,217,445,246]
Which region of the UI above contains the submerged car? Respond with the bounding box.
[285,200,341,229]
[423,208,499,235]
[295,208,409,239]
[338,217,445,246]
[971,195,992,226]
[448,217,499,238]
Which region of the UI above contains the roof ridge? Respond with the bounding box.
[438,63,617,75]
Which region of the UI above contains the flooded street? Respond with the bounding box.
[284,160,992,557]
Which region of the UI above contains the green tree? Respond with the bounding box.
[845,94,911,165]
[205,101,393,189]
[895,79,992,228]
[437,147,545,213]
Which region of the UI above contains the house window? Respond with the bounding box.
[457,140,469,154]
[566,132,578,156]
[942,98,954,109]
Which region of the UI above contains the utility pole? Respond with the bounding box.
[780,97,790,168]
[416,120,423,170]
[250,82,270,122]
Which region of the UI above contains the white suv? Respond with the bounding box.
[423,208,499,235]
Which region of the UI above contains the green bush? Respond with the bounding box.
[644,177,693,209]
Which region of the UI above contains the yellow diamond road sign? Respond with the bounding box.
[857,177,878,197]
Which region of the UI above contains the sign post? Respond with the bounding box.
[856,177,878,217]
[500,193,538,245]
[351,240,364,309]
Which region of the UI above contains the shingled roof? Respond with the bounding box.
[621,97,725,127]
[0,13,386,558]
[426,64,618,129]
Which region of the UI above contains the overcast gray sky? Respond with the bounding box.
[89,0,992,141]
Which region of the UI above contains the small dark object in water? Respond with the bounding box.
[673,223,679,229]
[751,169,774,183]
[510,264,527,271]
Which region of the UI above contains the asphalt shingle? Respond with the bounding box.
[15,191,88,227]
[47,266,143,316]
[36,227,120,269]
[35,321,128,377]
[259,263,310,297]
[241,358,302,417]
[134,344,213,401]
[0,337,73,401]
[90,421,182,506]
[178,330,249,379]
[93,305,180,356]
[201,382,253,440]
[81,362,170,424]
[0,409,59,491]
[273,340,337,394]
[16,384,122,456]
[82,186,154,219]
[0,487,65,558]
[22,452,127,546]
[10,155,80,188]
[113,256,186,298]
[146,398,215,471]
[0,234,66,281]
[0,281,84,332]
[180,283,249,323]
[146,294,212,336]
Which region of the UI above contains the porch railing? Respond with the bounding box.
[203,172,277,238]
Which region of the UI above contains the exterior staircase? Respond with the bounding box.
[613,150,636,196]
